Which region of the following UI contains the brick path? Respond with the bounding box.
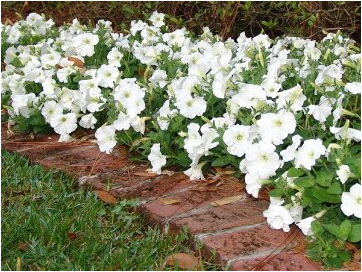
[1,124,322,270]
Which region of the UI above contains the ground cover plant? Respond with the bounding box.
[1,12,361,268]
[1,150,221,271]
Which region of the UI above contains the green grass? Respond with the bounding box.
[1,150,220,270]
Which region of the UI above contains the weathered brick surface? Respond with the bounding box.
[197,223,306,265]
[1,124,322,271]
[230,252,321,271]
[141,179,245,226]
[169,197,269,234]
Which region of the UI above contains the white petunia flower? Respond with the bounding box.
[223,125,250,157]
[130,20,147,35]
[184,161,206,180]
[244,174,265,198]
[74,33,99,57]
[41,101,63,123]
[296,217,315,236]
[263,202,295,232]
[257,112,296,145]
[262,79,281,98]
[149,69,168,88]
[162,29,186,47]
[345,82,361,94]
[212,72,228,99]
[40,52,61,68]
[175,96,207,119]
[11,93,37,118]
[276,84,306,112]
[294,139,326,170]
[330,126,361,142]
[336,165,352,184]
[148,143,167,175]
[95,125,117,154]
[130,116,149,134]
[97,64,120,88]
[107,47,123,67]
[113,112,131,131]
[341,183,361,218]
[280,135,302,162]
[245,141,281,180]
[149,11,165,27]
[315,64,343,86]
[306,96,334,123]
[50,113,78,135]
[79,113,97,129]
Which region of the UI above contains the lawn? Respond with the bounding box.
[1,150,218,270]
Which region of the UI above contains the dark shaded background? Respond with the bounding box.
[1,1,361,43]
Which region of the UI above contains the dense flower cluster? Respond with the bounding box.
[1,12,361,261]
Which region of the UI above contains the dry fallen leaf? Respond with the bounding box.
[17,242,28,252]
[68,56,84,68]
[164,253,200,270]
[67,232,77,241]
[214,167,235,176]
[159,198,180,205]
[16,257,21,271]
[353,249,361,262]
[345,241,359,252]
[94,190,117,204]
[343,260,361,271]
[210,194,243,206]
[133,172,158,177]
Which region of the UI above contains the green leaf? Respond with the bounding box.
[327,182,342,195]
[311,220,324,235]
[347,223,361,242]
[268,188,284,197]
[312,188,341,203]
[169,17,181,26]
[211,156,232,167]
[316,170,334,187]
[287,167,305,177]
[325,220,351,240]
[294,176,315,188]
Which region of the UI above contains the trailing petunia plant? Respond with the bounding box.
[1,12,361,268]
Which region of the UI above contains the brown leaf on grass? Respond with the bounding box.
[94,190,117,204]
[68,56,84,68]
[67,232,77,240]
[164,253,200,270]
[16,257,21,271]
[159,198,180,205]
[17,242,28,252]
[210,194,243,207]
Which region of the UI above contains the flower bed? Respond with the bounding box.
[1,12,361,268]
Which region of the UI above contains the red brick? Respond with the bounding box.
[199,223,302,265]
[141,179,245,226]
[230,251,321,271]
[169,197,269,234]
[111,172,194,199]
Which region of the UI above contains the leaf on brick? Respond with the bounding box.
[210,195,243,206]
[159,198,180,205]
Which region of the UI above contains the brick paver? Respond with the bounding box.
[1,124,322,270]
